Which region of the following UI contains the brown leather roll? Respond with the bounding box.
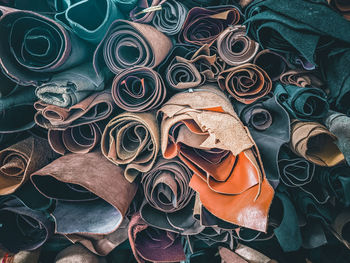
[280,70,325,89]
[101,112,160,182]
[34,91,114,130]
[0,136,57,195]
[216,25,259,66]
[112,67,166,112]
[218,63,272,104]
[290,120,345,167]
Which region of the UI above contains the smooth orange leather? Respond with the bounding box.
[159,85,274,232]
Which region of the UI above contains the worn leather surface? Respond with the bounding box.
[216,25,259,67]
[129,0,162,23]
[94,20,172,75]
[112,67,166,112]
[159,85,274,232]
[179,5,241,45]
[219,244,274,263]
[0,6,90,86]
[234,95,290,188]
[128,212,186,263]
[0,136,57,195]
[218,63,272,104]
[54,244,107,263]
[35,64,105,108]
[275,84,329,121]
[30,151,137,255]
[290,120,344,167]
[101,111,160,182]
[34,91,114,130]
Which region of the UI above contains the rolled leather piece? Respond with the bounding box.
[318,165,350,207]
[0,136,57,196]
[290,120,344,167]
[101,111,159,183]
[0,86,36,133]
[234,95,290,189]
[129,0,162,23]
[0,198,54,253]
[0,68,20,98]
[0,132,27,151]
[219,245,275,263]
[112,67,166,112]
[34,91,114,130]
[253,49,289,81]
[54,244,107,263]
[179,5,241,45]
[30,151,137,255]
[128,212,186,263]
[328,0,350,20]
[35,64,105,108]
[216,25,259,67]
[324,111,350,165]
[93,20,172,75]
[181,0,221,9]
[278,145,315,189]
[218,63,272,104]
[55,0,124,43]
[244,0,350,65]
[280,70,325,89]
[331,209,350,249]
[152,0,188,36]
[113,0,138,13]
[159,85,274,232]
[48,121,105,155]
[274,84,329,121]
[0,8,90,86]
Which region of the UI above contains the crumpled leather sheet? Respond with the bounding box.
[48,121,105,155]
[94,19,172,75]
[112,67,166,112]
[35,64,105,108]
[0,136,57,195]
[179,5,241,45]
[159,85,274,232]
[0,6,90,86]
[152,0,188,36]
[234,95,290,188]
[101,111,160,182]
[290,120,344,167]
[128,212,186,263]
[30,151,137,256]
[216,25,259,67]
[34,91,114,130]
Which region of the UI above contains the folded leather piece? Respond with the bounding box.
[280,70,325,89]
[325,111,350,165]
[0,198,54,253]
[219,245,275,263]
[318,165,350,207]
[34,91,114,130]
[48,121,105,155]
[101,111,159,183]
[0,86,36,133]
[328,0,350,20]
[234,95,290,188]
[244,0,350,65]
[35,64,105,108]
[218,63,272,104]
[30,151,137,255]
[274,84,329,121]
[55,0,123,43]
[128,212,186,263]
[129,0,162,23]
[0,249,40,263]
[290,120,344,167]
[152,0,188,36]
[278,145,315,189]
[179,5,241,45]
[94,20,172,75]
[54,244,107,263]
[0,136,57,195]
[0,7,90,86]
[331,208,350,249]
[216,25,259,67]
[159,85,274,232]
[112,67,166,112]
[253,49,289,81]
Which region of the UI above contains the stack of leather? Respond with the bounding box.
[0,0,350,262]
